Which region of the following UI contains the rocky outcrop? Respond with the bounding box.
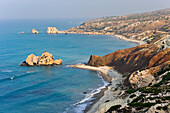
[20,51,62,66]
[129,69,155,89]
[32,28,38,34]
[87,55,105,67]
[47,27,59,34]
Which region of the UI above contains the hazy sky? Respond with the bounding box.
[0,0,170,19]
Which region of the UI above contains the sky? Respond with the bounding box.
[0,0,170,20]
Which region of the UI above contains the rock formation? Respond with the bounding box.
[32,28,38,34]
[47,27,59,34]
[20,51,62,66]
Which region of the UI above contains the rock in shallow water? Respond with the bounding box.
[20,51,62,66]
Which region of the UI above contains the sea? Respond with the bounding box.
[0,19,136,113]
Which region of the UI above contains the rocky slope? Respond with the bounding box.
[20,51,62,66]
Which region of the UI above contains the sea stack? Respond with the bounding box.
[32,28,38,34]
[47,27,59,34]
[20,51,62,66]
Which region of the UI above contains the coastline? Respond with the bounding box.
[68,64,123,113]
[69,64,112,83]
[113,34,146,45]
[62,31,146,45]
[65,32,145,113]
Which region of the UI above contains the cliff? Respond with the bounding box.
[87,36,170,88]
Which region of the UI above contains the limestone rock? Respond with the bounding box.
[129,69,155,89]
[21,51,62,66]
[38,52,54,65]
[26,54,37,66]
[32,28,38,34]
[54,59,62,65]
[47,27,59,34]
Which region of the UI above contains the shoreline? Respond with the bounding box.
[69,64,112,83]
[113,34,146,45]
[61,31,146,45]
[68,64,122,113]
[66,33,145,113]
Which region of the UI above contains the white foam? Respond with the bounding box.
[65,72,109,113]
[25,71,36,73]
[0,70,12,73]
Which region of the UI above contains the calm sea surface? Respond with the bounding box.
[0,19,136,113]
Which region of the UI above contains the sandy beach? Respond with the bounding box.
[114,35,146,45]
[68,64,124,113]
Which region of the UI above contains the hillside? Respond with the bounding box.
[67,8,170,43]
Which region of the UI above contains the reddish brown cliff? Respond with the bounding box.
[87,36,170,75]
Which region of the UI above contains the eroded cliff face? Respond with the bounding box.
[87,36,170,88]
[88,36,169,73]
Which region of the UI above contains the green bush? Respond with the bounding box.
[156,100,161,103]
[129,94,136,98]
[139,87,161,94]
[156,106,168,110]
[126,89,137,94]
[132,96,143,103]
[153,72,170,87]
[106,105,121,112]
[128,102,156,107]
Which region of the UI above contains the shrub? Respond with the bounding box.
[132,96,143,103]
[156,100,161,103]
[126,89,137,94]
[128,102,156,107]
[130,94,136,98]
[106,105,121,112]
[154,72,170,87]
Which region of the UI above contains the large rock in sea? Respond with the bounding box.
[26,54,40,66]
[47,27,59,34]
[20,51,62,66]
[32,28,38,34]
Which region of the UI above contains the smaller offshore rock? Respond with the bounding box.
[32,28,38,34]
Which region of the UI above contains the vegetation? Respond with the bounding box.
[68,8,170,43]
[106,105,121,112]
[128,102,156,107]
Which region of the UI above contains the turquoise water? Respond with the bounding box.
[0,19,136,113]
